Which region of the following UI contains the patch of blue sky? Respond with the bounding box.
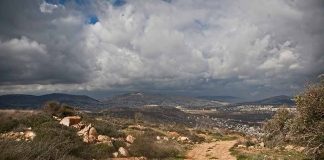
[87,15,99,25]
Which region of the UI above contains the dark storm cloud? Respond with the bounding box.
[0,0,94,85]
[0,0,323,98]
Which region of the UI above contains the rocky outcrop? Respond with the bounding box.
[59,116,81,126]
[77,124,98,143]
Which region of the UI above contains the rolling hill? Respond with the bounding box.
[0,93,103,109]
[239,95,295,106]
[102,92,223,108]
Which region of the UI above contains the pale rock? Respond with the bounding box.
[59,116,81,126]
[156,136,161,140]
[163,136,169,141]
[78,124,92,136]
[112,152,119,158]
[24,131,36,140]
[259,142,265,148]
[248,146,255,150]
[126,135,135,144]
[177,136,189,142]
[237,144,246,148]
[89,127,98,137]
[285,145,294,151]
[98,135,110,142]
[118,147,129,157]
[296,147,305,152]
[52,116,61,121]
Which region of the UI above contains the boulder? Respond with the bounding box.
[163,136,169,141]
[259,142,265,148]
[78,124,92,136]
[59,116,81,126]
[118,147,129,157]
[77,124,98,143]
[126,135,135,144]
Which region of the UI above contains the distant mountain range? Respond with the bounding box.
[0,93,103,109]
[0,93,295,110]
[103,92,224,108]
[238,95,295,106]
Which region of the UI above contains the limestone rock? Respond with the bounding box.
[59,116,81,126]
[177,136,189,142]
[89,127,98,137]
[237,144,246,148]
[285,145,294,151]
[248,146,255,150]
[98,135,110,142]
[77,124,97,143]
[112,152,119,158]
[126,135,135,144]
[118,147,129,157]
[24,131,36,140]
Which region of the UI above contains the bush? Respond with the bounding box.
[0,119,19,133]
[43,101,75,118]
[82,118,125,138]
[112,139,126,150]
[84,143,115,159]
[263,78,324,159]
[263,108,294,147]
[129,134,182,158]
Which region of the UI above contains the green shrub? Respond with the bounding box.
[82,118,125,138]
[129,135,182,158]
[22,113,54,128]
[263,79,324,159]
[112,139,126,149]
[43,101,75,118]
[0,119,19,133]
[84,143,115,159]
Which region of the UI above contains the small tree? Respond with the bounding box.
[263,77,324,159]
[263,107,294,147]
[293,79,324,158]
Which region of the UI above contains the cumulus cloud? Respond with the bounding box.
[0,0,323,98]
[40,1,59,13]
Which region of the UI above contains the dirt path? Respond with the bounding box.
[186,140,237,160]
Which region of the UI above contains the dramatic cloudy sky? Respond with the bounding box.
[0,0,323,99]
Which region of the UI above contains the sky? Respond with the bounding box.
[0,0,323,99]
